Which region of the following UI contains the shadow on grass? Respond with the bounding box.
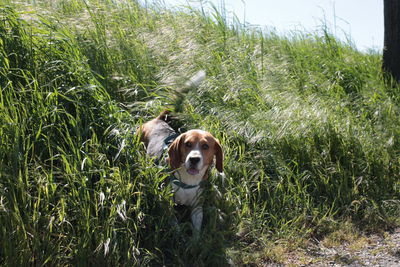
[152,180,236,266]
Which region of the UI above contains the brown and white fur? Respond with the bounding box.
[138,110,223,231]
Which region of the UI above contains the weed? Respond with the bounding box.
[1,0,399,265]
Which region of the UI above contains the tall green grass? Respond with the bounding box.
[1,0,399,265]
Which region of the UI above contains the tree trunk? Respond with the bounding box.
[383,0,400,82]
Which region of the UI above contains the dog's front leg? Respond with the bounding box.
[191,206,203,232]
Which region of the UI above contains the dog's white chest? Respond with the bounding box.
[171,169,205,207]
[172,184,203,206]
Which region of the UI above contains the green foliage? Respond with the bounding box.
[1,0,399,265]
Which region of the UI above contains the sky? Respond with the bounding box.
[159,0,383,52]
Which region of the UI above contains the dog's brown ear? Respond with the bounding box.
[167,134,184,170]
[214,139,223,173]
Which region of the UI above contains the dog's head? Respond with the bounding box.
[167,130,223,176]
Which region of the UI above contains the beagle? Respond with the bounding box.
[139,110,223,231]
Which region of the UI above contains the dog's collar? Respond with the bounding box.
[170,173,207,189]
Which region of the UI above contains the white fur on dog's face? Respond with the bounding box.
[184,141,205,175]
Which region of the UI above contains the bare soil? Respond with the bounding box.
[279,228,400,266]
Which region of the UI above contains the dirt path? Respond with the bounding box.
[303,228,400,266]
[273,228,400,266]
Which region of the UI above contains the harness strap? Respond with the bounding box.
[155,132,181,166]
[163,133,181,150]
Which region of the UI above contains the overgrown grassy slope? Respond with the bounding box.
[1,0,399,265]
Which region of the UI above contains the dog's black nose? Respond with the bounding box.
[189,157,200,165]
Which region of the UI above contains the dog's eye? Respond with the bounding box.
[202,144,209,150]
[185,142,192,148]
